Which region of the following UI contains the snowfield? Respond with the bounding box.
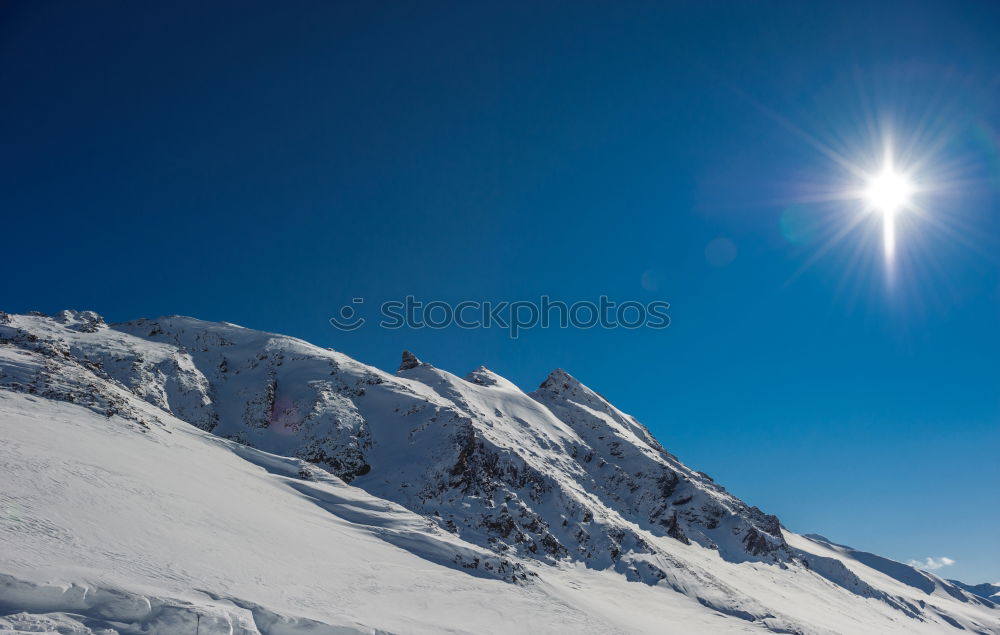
[0,310,996,634]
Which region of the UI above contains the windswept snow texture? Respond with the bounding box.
[0,310,997,634]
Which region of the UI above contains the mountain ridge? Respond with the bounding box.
[1,309,997,634]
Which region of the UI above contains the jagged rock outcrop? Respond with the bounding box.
[399,350,422,371]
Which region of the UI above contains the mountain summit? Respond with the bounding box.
[0,310,996,634]
[398,349,423,371]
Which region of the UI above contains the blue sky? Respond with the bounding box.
[2,1,998,581]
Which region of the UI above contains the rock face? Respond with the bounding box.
[398,350,423,371]
[2,310,996,634]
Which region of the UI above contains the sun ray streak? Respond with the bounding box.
[883,212,896,264]
[785,211,870,286]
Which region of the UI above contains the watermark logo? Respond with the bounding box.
[328,297,366,331]
[330,295,669,339]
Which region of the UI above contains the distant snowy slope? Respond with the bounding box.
[949,581,1000,603]
[1,310,997,634]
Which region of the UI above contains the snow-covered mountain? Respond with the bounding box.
[1,310,997,634]
[950,581,1000,603]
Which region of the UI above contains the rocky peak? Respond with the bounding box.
[54,310,107,333]
[398,350,423,371]
[537,368,583,394]
[464,365,500,386]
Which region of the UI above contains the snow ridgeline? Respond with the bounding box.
[1,310,997,634]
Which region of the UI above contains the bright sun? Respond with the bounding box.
[865,168,914,215]
[863,164,915,262]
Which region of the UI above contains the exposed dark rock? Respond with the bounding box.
[399,350,422,371]
[662,511,691,545]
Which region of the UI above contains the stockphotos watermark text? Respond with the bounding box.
[329,296,670,339]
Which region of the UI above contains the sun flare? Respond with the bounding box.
[861,160,917,264]
[865,168,914,215]
[865,166,913,263]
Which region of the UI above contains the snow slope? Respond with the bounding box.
[950,581,1000,603]
[0,310,997,634]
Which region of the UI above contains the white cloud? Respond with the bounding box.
[907,557,956,571]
